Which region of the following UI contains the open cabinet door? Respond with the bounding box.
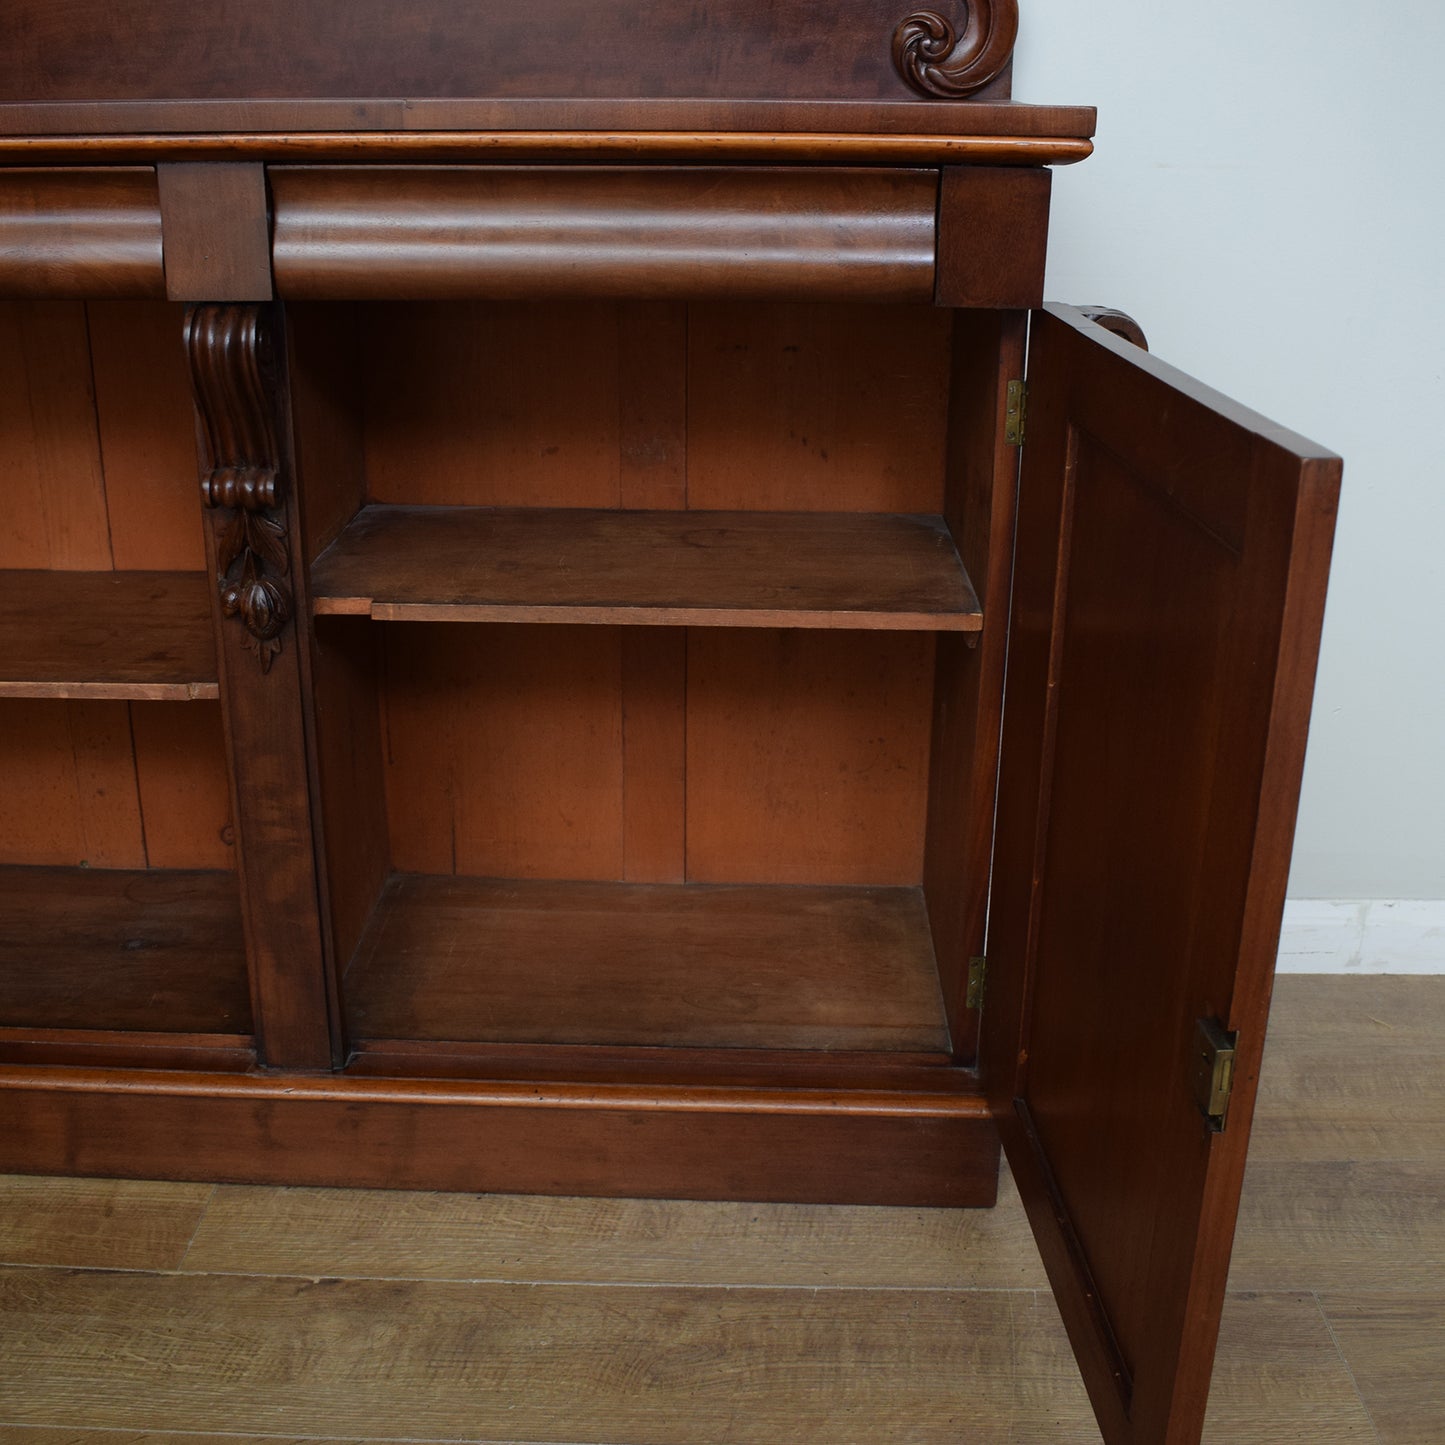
[986,305,1340,1444]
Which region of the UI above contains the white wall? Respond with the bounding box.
[1012,2,1445,904]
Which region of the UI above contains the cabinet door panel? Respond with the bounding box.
[989,305,1339,1444]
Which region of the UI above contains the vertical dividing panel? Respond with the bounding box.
[187,302,333,1069]
[158,163,273,303]
[923,309,1026,1055]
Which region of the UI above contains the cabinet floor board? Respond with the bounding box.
[0,867,250,1036]
[344,874,952,1054]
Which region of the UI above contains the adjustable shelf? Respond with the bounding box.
[343,875,950,1054]
[0,571,218,700]
[0,866,250,1036]
[310,505,982,631]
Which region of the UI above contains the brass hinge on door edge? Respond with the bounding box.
[1005,380,1027,446]
[1191,1017,1238,1132]
[966,956,987,1011]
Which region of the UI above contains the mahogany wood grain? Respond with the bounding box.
[0,1,1015,106]
[0,1065,998,1206]
[0,128,1096,168]
[189,303,335,1070]
[0,570,217,699]
[311,506,981,631]
[0,168,163,297]
[923,308,1026,1055]
[345,875,949,1053]
[988,305,1341,1445]
[935,165,1051,309]
[685,629,935,886]
[156,162,272,302]
[271,167,938,302]
[685,300,952,513]
[620,630,687,883]
[0,96,1096,141]
[0,300,111,570]
[0,866,249,1034]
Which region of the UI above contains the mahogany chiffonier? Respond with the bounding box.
[0,3,1339,1441]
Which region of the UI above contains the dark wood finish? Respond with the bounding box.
[0,1065,998,1207]
[0,169,163,297]
[936,166,1051,308]
[0,96,1095,141]
[0,570,217,699]
[344,875,949,1053]
[923,308,1026,1055]
[1077,305,1150,350]
[0,867,249,1035]
[271,167,938,302]
[893,2,1018,99]
[156,162,272,302]
[311,505,982,631]
[989,305,1340,1444]
[1,0,1015,105]
[187,302,334,1070]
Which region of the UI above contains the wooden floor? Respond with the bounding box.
[0,975,1440,1443]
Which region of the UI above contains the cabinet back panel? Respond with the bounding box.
[0,699,233,870]
[0,299,202,570]
[355,301,951,514]
[686,629,933,886]
[685,303,951,512]
[374,625,932,887]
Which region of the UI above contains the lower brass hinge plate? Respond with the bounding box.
[966,956,987,1011]
[1191,1017,1238,1132]
[1005,380,1027,446]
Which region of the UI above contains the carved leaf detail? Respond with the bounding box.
[892,1,1019,99]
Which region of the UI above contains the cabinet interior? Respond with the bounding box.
[0,299,248,1056]
[290,299,1003,1067]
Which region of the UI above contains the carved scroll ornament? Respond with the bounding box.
[185,304,293,672]
[892,1,1019,99]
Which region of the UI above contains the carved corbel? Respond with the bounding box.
[892,1,1019,99]
[185,304,293,672]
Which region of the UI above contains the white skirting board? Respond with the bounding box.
[1276,900,1445,974]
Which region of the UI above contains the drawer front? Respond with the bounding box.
[268,165,940,302]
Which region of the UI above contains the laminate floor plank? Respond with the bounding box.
[1228,1158,1445,1292]
[0,1267,1089,1443]
[0,1175,212,1271]
[1318,1293,1445,1445]
[183,1159,1048,1288]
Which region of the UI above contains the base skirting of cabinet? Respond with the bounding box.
[0,1062,999,1208]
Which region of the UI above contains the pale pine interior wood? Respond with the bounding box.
[0,976,1430,1443]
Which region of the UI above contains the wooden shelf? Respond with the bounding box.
[311,506,982,631]
[344,875,951,1054]
[0,867,251,1035]
[0,571,218,700]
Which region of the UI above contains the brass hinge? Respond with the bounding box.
[1191,1017,1238,1132]
[966,956,987,1011]
[1005,380,1027,446]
